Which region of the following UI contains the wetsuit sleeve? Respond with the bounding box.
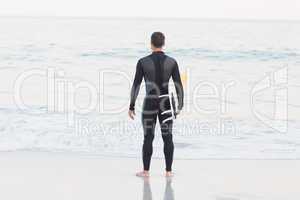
[172,61,184,110]
[129,60,143,110]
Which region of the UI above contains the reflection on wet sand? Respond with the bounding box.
[142,178,152,200]
[142,178,174,200]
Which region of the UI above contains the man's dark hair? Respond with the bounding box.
[151,32,165,48]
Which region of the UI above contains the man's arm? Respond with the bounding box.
[171,61,184,111]
[129,60,143,111]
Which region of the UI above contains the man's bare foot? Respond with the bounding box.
[136,171,150,177]
[165,171,173,177]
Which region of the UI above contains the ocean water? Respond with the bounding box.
[0,17,300,159]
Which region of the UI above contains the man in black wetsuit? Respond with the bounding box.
[128,32,184,177]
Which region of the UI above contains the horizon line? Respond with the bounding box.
[0,15,300,23]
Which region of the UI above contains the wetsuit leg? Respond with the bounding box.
[158,109,174,172]
[142,111,157,171]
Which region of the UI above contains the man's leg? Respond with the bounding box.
[158,112,174,173]
[142,112,157,171]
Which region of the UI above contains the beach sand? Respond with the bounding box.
[1,152,299,200]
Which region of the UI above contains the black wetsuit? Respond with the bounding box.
[130,51,184,171]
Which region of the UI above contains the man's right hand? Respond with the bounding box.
[128,110,135,120]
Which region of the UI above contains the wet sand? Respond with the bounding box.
[0,152,299,200]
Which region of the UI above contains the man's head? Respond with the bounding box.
[151,32,165,50]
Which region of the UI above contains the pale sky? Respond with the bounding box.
[0,0,300,20]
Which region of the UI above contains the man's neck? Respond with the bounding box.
[152,48,163,53]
